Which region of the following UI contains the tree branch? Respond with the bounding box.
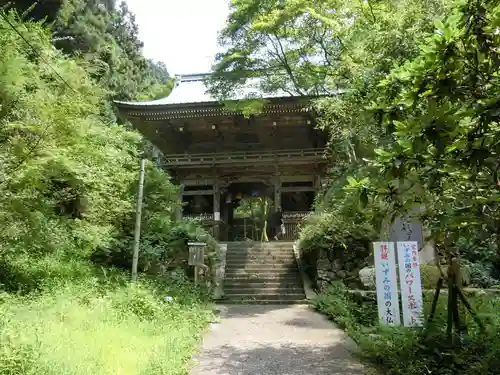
[266,34,305,95]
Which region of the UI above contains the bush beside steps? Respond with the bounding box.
[314,282,500,375]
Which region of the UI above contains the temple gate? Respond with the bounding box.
[115,73,327,241]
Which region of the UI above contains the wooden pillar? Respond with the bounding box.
[175,184,184,221]
[314,175,321,191]
[213,180,220,239]
[274,174,281,211]
[314,165,322,194]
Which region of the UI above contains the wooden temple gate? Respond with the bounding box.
[115,74,327,241]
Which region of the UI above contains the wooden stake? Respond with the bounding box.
[428,277,443,323]
[131,158,146,282]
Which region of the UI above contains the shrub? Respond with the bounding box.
[314,282,377,331]
[314,284,500,375]
[298,170,386,286]
[463,260,500,289]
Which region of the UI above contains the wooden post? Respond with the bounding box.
[314,174,321,191]
[131,158,146,282]
[274,174,281,211]
[188,242,206,286]
[213,180,220,239]
[175,184,184,221]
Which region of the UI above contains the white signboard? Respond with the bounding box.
[397,241,424,327]
[373,242,401,325]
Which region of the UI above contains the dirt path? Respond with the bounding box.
[190,304,367,375]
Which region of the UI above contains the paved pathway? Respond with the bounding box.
[190,304,367,375]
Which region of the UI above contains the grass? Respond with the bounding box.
[314,282,500,375]
[0,258,214,375]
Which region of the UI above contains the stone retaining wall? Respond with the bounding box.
[213,243,227,300]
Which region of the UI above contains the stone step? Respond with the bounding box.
[224,272,302,283]
[225,274,301,281]
[226,254,295,262]
[225,261,297,268]
[224,280,303,287]
[226,264,299,275]
[226,255,296,262]
[222,293,306,301]
[225,270,299,277]
[224,286,305,295]
[226,248,294,254]
[224,241,294,247]
[217,299,307,305]
[225,264,298,270]
[226,249,294,254]
[225,264,299,270]
[226,262,298,267]
[226,244,294,248]
[226,254,296,260]
[226,250,295,256]
[225,277,300,284]
[226,257,296,262]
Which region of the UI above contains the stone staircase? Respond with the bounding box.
[221,241,306,304]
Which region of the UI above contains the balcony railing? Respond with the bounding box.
[161,148,325,167]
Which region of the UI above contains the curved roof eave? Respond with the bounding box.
[113,73,345,110]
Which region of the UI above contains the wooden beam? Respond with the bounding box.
[183,189,214,196]
[181,179,213,186]
[281,186,316,193]
[280,175,314,183]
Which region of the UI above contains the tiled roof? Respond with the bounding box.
[114,73,294,107]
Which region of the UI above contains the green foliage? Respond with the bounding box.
[234,196,272,241]
[298,166,385,278]
[0,10,213,375]
[0,11,211,291]
[7,0,172,103]
[315,284,500,375]
[463,261,500,289]
[370,0,500,245]
[314,282,377,330]
[0,12,139,263]
[0,274,213,375]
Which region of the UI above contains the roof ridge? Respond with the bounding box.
[177,73,211,82]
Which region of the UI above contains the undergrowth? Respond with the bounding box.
[314,282,500,375]
[0,259,213,375]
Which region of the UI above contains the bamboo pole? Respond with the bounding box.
[131,158,146,282]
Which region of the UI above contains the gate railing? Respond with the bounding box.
[282,211,311,241]
[182,211,312,241]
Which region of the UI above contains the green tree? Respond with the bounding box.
[362,0,499,337]
[0,11,182,291]
[208,0,450,166]
[6,0,173,103]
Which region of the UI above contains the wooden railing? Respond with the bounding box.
[183,213,214,221]
[282,211,311,241]
[181,211,312,241]
[161,149,324,167]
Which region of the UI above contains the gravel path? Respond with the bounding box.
[190,304,367,375]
